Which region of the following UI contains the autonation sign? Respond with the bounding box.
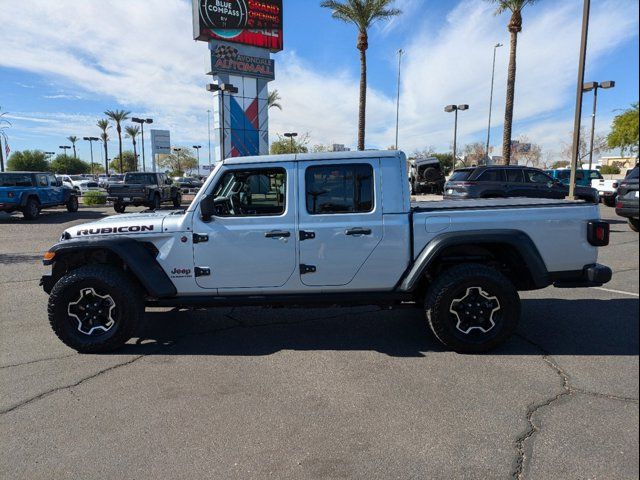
[210,44,275,80]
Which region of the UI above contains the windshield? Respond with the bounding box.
[626,166,639,179]
[449,170,473,182]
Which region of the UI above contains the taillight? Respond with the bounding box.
[587,221,610,247]
[616,202,623,209]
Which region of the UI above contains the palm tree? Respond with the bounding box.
[321,0,401,151]
[104,109,131,173]
[97,119,111,175]
[67,135,79,158]
[268,90,282,111]
[489,0,538,165]
[125,125,140,170]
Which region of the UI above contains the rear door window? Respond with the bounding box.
[36,174,49,187]
[525,170,553,184]
[477,169,506,182]
[505,169,524,182]
[305,164,373,214]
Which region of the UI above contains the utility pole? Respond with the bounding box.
[569,0,591,199]
[131,117,153,172]
[395,49,404,150]
[445,104,469,166]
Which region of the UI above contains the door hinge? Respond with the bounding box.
[193,233,209,244]
[300,264,317,275]
[299,230,316,241]
[194,267,211,277]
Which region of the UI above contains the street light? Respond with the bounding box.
[172,147,183,174]
[207,109,212,168]
[192,145,202,175]
[206,83,239,161]
[83,137,100,175]
[131,117,153,172]
[395,48,404,150]
[444,104,469,164]
[486,43,503,159]
[284,132,298,153]
[582,80,615,171]
[59,145,71,156]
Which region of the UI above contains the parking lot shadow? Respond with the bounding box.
[114,297,638,357]
[0,210,108,224]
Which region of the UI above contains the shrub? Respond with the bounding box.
[600,165,621,175]
[82,191,107,205]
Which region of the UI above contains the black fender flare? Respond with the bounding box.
[45,237,177,298]
[397,229,550,292]
[19,191,40,207]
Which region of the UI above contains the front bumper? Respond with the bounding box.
[551,263,612,288]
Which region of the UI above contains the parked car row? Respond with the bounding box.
[615,165,639,232]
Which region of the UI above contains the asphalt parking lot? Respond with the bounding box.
[0,203,638,480]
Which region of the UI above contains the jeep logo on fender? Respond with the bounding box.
[76,225,154,236]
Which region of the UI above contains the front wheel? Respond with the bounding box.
[151,194,161,210]
[114,202,126,214]
[48,265,143,353]
[172,194,182,208]
[629,218,639,232]
[424,264,520,353]
[66,195,79,212]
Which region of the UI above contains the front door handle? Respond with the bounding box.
[265,230,291,239]
[345,228,372,236]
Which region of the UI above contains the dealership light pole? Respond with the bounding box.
[486,43,503,159]
[444,104,469,165]
[395,48,404,150]
[131,117,153,172]
[284,132,298,153]
[83,136,100,175]
[583,80,615,171]
[193,145,202,175]
[173,147,183,174]
[207,83,239,161]
[569,0,591,199]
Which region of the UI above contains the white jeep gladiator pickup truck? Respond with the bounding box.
[41,151,612,353]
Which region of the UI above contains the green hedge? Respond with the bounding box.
[600,165,621,175]
[82,191,107,205]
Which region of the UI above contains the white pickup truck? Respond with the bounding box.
[591,177,621,207]
[41,151,612,354]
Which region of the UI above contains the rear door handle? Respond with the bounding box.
[265,230,291,239]
[345,228,372,236]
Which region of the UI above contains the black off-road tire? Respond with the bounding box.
[629,218,639,232]
[22,197,40,220]
[114,202,126,213]
[66,195,79,212]
[603,196,617,208]
[172,193,182,208]
[48,265,144,353]
[424,264,520,353]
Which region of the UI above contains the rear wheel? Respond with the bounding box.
[48,265,143,353]
[424,264,520,353]
[22,198,40,220]
[603,196,617,207]
[629,218,639,232]
[151,194,161,210]
[113,202,126,213]
[172,193,182,208]
[66,195,79,212]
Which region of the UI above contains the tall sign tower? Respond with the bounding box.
[193,0,283,160]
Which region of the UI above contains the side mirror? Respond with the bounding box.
[200,193,215,222]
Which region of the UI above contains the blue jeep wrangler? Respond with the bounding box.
[0,172,79,220]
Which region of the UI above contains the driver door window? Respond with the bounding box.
[212,168,286,217]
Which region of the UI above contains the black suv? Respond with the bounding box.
[615,165,639,232]
[106,172,182,213]
[444,166,599,203]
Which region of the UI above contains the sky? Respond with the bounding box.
[0,0,638,166]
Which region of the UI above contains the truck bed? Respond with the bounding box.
[411,197,588,212]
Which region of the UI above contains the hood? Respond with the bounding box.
[61,210,184,240]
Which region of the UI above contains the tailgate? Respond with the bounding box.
[108,184,146,196]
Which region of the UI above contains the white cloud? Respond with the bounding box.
[0,0,637,158]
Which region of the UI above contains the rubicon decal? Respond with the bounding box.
[76,225,154,236]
